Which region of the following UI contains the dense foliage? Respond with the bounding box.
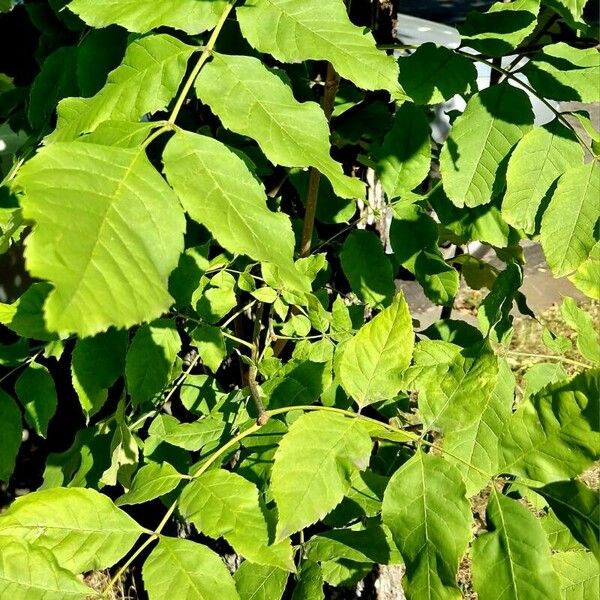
[0,0,599,598]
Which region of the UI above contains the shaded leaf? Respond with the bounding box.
[472,491,561,600]
[382,450,472,600]
[180,469,294,570]
[0,390,21,482]
[499,369,600,483]
[15,362,57,438]
[340,230,394,308]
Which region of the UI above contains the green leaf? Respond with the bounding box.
[411,342,500,433]
[15,142,185,337]
[306,523,401,565]
[116,462,184,506]
[146,414,224,453]
[194,53,364,200]
[540,163,600,277]
[537,480,599,559]
[382,450,472,600]
[234,562,289,600]
[443,359,514,495]
[28,46,78,132]
[440,84,534,208]
[291,560,324,600]
[499,369,600,483]
[523,362,568,400]
[236,0,400,94]
[81,120,157,148]
[15,362,57,438]
[561,297,600,364]
[126,320,181,405]
[373,102,431,198]
[48,34,194,142]
[399,43,477,105]
[460,0,540,57]
[552,551,600,600]
[472,491,561,600]
[0,536,93,599]
[503,120,583,234]
[542,510,584,552]
[191,325,227,373]
[430,186,510,248]
[0,283,56,341]
[180,469,294,570]
[71,328,128,417]
[340,230,394,308]
[68,0,227,34]
[524,43,600,103]
[142,536,240,600]
[337,292,414,408]
[570,242,600,300]
[163,131,307,291]
[0,487,143,572]
[478,262,523,342]
[270,411,372,539]
[0,390,21,482]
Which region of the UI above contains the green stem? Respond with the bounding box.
[504,350,591,370]
[248,303,268,423]
[168,2,235,125]
[0,351,41,385]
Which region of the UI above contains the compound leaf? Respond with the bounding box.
[142,537,240,600]
[440,84,533,207]
[194,53,364,199]
[472,491,561,600]
[270,411,372,540]
[15,142,185,337]
[68,0,228,34]
[540,162,600,277]
[337,293,414,408]
[0,487,143,573]
[236,0,400,94]
[382,450,472,600]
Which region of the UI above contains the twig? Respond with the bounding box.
[248,303,268,424]
[299,63,341,258]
